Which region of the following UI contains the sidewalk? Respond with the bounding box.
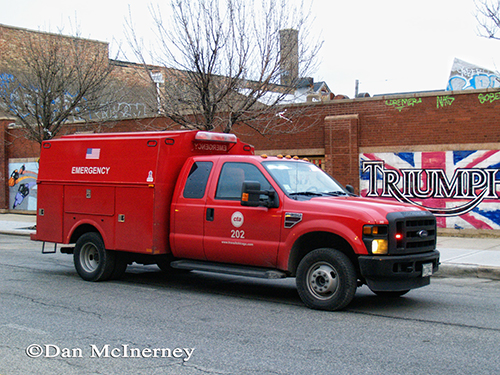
[435,236,500,280]
[1,213,500,280]
[0,213,37,236]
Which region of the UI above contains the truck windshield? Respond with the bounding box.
[263,160,348,198]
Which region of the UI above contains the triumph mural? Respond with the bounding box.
[360,151,500,230]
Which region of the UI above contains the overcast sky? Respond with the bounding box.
[1,0,499,97]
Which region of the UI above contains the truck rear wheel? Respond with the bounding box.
[296,248,357,311]
[74,232,116,281]
[109,254,128,280]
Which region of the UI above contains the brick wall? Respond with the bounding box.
[3,88,500,233]
[0,119,8,210]
[6,89,499,179]
[324,114,359,188]
[234,89,500,189]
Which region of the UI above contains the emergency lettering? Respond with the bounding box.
[194,143,228,151]
[71,166,111,175]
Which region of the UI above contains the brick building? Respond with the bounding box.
[2,25,500,235]
[3,87,500,235]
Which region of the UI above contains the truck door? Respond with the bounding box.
[171,160,213,260]
[203,161,283,267]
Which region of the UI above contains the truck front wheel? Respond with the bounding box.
[296,248,357,311]
[74,232,116,281]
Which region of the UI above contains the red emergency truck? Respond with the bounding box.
[31,130,440,310]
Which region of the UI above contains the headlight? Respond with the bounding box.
[363,225,389,255]
[371,239,388,254]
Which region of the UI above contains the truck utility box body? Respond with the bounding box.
[33,131,252,255]
[32,130,439,311]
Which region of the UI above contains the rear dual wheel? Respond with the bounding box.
[74,232,126,281]
[296,248,357,311]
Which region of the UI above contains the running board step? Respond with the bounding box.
[170,260,287,279]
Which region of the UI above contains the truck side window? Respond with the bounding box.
[183,161,213,199]
[216,162,273,200]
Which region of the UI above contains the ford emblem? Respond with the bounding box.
[417,230,429,238]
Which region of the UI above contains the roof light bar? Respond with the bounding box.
[195,131,237,143]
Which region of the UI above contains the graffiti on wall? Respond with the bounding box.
[0,72,150,122]
[446,58,500,91]
[478,92,500,104]
[385,97,422,112]
[8,160,38,211]
[92,102,148,121]
[360,151,500,230]
[436,95,455,108]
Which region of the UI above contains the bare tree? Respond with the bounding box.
[475,0,500,40]
[126,0,322,133]
[0,28,117,143]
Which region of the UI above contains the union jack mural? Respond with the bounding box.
[360,150,500,229]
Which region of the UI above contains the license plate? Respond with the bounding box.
[422,263,433,277]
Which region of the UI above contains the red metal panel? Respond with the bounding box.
[114,186,155,253]
[64,185,115,216]
[35,183,64,243]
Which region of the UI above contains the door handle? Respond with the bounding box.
[206,208,214,221]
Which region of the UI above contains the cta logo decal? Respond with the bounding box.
[231,211,244,228]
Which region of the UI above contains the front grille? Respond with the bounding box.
[388,212,437,254]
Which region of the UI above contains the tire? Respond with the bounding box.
[296,248,357,311]
[371,289,410,298]
[109,253,128,280]
[73,232,116,281]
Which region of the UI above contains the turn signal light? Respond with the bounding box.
[363,225,387,235]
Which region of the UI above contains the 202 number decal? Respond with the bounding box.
[231,230,245,239]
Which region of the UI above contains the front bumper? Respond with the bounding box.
[358,250,440,291]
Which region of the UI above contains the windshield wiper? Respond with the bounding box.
[290,191,323,197]
[323,191,349,196]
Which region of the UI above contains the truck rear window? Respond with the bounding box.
[183,162,213,199]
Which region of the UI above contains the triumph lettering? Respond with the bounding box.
[362,160,500,216]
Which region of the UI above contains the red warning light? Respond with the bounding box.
[395,233,403,240]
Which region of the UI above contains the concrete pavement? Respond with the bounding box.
[1,213,500,280]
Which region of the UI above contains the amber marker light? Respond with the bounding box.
[363,225,380,235]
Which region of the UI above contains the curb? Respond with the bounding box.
[435,264,500,281]
[0,230,34,237]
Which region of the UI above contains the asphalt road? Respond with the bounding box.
[1,234,500,375]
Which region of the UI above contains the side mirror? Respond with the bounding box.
[241,181,278,208]
[345,184,357,196]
